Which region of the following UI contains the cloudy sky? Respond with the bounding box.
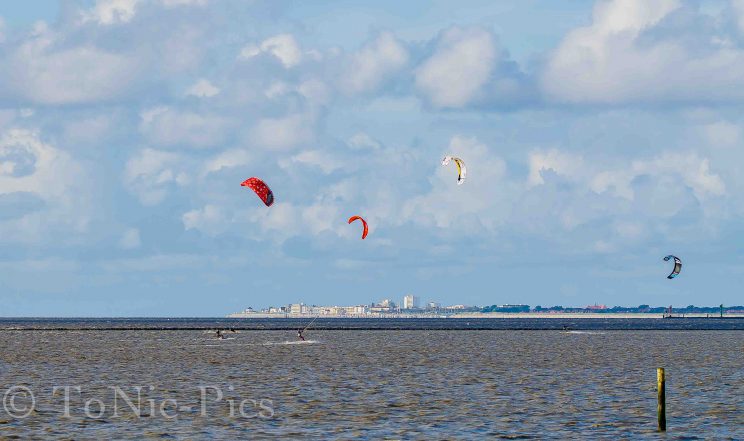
[1,0,743,316]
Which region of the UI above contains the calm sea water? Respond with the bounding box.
[0,320,742,439]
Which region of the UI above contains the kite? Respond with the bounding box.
[348,216,368,239]
[241,177,274,207]
[442,156,466,185]
[663,255,682,279]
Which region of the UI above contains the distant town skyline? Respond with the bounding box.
[4,1,744,316]
[228,298,744,318]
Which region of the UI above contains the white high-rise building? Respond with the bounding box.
[403,294,418,310]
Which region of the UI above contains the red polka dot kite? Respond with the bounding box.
[348,216,368,239]
[241,177,274,207]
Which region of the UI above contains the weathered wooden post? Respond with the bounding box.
[657,367,666,431]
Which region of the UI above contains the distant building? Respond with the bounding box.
[403,294,419,310]
[379,299,395,308]
[586,304,607,310]
[328,306,344,316]
[351,305,368,315]
[426,302,440,310]
[289,303,307,314]
[488,304,530,313]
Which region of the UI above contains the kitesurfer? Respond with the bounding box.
[297,329,305,341]
[216,329,224,339]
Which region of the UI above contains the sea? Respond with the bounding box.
[0,318,742,439]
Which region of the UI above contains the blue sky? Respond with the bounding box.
[1,0,743,316]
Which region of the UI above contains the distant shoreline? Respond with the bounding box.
[226,312,744,319]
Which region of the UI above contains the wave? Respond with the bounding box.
[263,340,320,345]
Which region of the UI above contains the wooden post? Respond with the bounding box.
[657,368,666,431]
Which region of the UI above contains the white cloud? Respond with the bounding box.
[301,202,340,235]
[61,114,114,146]
[731,0,744,34]
[514,146,726,241]
[281,150,344,174]
[80,0,140,25]
[264,79,330,106]
[528,149,585,187]
[614,221,646,240]
[528,148,724,202]
[98,254,207,273]
[589,170,635,200]
[592,0,678,33]
[402,136,508,231]
[702,121,741,147]
[123,148,189,205]
[140,106,169,124]
[0,129,91,242]
[183,204,226,235]
[80,0,207,25]
[186,79,220,97]
[632,154,725,199]
[119,228,141,249]
[139,107,231,148]
[341,32,408,95]
[264,81,289,99]
[240,34,303,68]
[0,129,77,195]
[161,0,208,7]
[297,79,331,106]
[251,113,315,150]
[241,201,340,240]
[4,1,736,265]
[0,25,142,105]
[543,0,744,104]
[203,149,251,175]
[348,132,381,150]
[252,202,296,233]
[415,27,496,108]
[0,110,14,130]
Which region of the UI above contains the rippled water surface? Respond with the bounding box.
[1,329,742,439]
[3,317,744,330]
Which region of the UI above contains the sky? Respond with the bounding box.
[1,0,743,316]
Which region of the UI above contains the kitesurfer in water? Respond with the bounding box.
[297,329,305,341]
[216,329,224,339]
